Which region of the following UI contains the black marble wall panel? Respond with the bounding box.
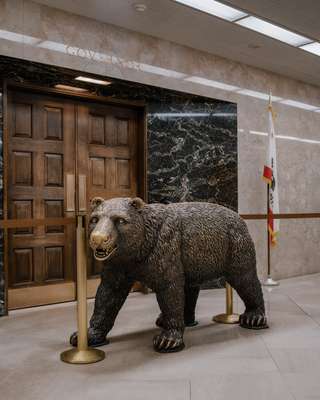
[0,56,237,313]
[147,101,237,206]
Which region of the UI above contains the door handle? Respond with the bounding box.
[78,175,87,213]
[66,174,75,212]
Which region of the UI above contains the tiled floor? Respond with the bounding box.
[1,274,320,399]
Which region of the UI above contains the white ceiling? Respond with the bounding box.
[34,0,320,87]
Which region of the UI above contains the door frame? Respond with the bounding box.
[2,80,148,313]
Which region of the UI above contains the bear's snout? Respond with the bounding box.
[90,231,111,249]
[90,230,118,262]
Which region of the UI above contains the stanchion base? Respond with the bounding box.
[60,348,105,364]
[212,313,240,324]
[263,277,279,287]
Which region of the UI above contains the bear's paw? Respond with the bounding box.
[239,310,268,330]
[153,329,185,353]
[70,328,109,347]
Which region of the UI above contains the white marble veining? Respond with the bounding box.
[1,0,320,278]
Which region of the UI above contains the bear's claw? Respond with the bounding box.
[239,311,268,330]
[70,329,109,347]
[153,330,185,353]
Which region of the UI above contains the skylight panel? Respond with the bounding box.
[236,16,311,47]
[300,42,320,56]
[174,0,247,22]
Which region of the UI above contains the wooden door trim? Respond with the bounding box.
[3,81,9,315]
[5,80,146,109]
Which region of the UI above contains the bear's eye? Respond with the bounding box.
[90,217,99,224]
[117,218,127,225]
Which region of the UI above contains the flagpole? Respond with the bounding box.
[263,182,279,287]
[267,185,271,276]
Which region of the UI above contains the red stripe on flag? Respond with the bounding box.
[263,165,272,181]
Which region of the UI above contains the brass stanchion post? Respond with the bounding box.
[212,283,239,324]
[60,215,105,364]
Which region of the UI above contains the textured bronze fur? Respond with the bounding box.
[70,197,267,353]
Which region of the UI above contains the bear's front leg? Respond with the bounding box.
[154,283,185,353]
[70,267,133,347]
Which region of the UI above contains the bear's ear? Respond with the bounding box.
[130,197,145,210]
[90,197,105,211]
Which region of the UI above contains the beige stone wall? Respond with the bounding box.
[1,0,320,279]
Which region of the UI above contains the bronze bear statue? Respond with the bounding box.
[70,197,268,353]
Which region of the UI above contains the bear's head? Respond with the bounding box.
[89,197,145,262]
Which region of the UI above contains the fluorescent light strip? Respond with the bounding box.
[250,130,320,145]
[185,76,320,111]
[236,16,311,47]
[300,42,320,56]
[38,40,68,52]
[75,76,111,85]
[185,76,240,91]
[236,89,282,101]
[138,63,187,79]
[174,1,318,52]
[151,112,236,118]
[278,99,319,111]
[174,0,247,21]
[0,29,40,45]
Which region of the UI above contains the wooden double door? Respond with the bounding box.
[7,89,144,309]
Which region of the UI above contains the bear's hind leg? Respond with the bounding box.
[227,269,268,330]
[184,285,200,327]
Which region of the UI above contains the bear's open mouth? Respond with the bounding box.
[94,246,117,261]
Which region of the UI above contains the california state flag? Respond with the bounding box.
[263,95,280,245]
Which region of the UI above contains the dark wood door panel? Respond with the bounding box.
[6,89,145,307]
[7,91,76,300]
[77,101,141,280]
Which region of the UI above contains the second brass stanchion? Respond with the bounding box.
[212,283,239,324]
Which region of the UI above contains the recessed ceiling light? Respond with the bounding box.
[236,16,311,47]
[54,84,88,93]
[174,0,247,22]
[133,3,147,12]
[75,76,111,85]
[300,42,320,56]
